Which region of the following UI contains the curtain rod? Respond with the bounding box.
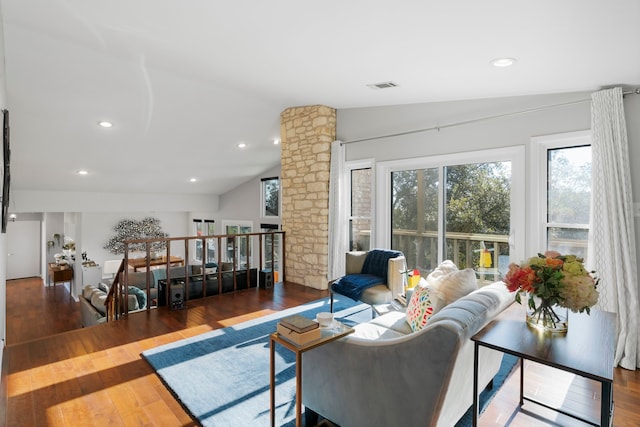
[342,88,640,145]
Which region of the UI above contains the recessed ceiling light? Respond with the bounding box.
[238,143,247,149]
[490,57,517,67]
[273,139,280,145]
[77,170,89,175]
[190,177,197,183]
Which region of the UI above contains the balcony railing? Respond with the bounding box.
[105,231,284,321]
[391,228,587,281]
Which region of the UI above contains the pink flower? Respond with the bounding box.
[544,250,561,259]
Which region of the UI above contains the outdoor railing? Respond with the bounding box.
[391,229,587,277]
[392,229,509,273]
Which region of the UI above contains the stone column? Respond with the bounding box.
[280,105,336,289]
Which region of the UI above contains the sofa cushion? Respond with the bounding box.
[90,290,108,315]
[369,310,412,335]
[358,284,393,305]
[98,282,109,293]
[83,284,97,300]
[406,284,437,331]
[428,267,478,308]
[352,321,407,340]
[123,271,149,288]
[345,251,367,275]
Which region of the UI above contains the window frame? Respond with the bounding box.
[529,130,592,257]
[346,159,374,251]
[260,176,280,218]
[376,146,525,267]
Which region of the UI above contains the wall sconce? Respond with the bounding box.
[9,213,16,222]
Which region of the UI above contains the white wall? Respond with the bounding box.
[12,190,219,213]
[339,92,592,161]
[216,164,281,234]
[78,211,191,269]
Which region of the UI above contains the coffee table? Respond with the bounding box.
[471,303,615,426]
[269,321,354,427]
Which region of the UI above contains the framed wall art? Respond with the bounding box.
[2,109,10,234]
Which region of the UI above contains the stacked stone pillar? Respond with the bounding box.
[280,105,336,289]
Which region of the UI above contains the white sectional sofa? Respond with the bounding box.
[302,281,513,427]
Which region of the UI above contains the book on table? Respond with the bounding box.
[279,314,319,333]
[277,322,322,345]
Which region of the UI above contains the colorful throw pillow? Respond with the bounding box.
[406,284,436,332]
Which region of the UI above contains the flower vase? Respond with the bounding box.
[525,294,568,333]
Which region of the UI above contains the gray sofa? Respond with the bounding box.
[302,281,513,427]
[80,283,145,327]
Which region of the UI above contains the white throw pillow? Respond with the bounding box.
[426,260,459,285]
[428,267,478,308]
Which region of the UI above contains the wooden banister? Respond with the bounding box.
[106,231,284,320]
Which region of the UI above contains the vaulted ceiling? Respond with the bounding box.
[2,0,639,196]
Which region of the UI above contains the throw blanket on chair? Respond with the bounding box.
[331,249,403,301]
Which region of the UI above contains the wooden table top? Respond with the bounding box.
[472,303,615,383]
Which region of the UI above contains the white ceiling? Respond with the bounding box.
[1,0,639,196]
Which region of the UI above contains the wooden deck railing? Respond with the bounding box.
[393,228,587,276]
[105,231,284,321]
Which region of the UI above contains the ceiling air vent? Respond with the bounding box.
[367,81,399,90]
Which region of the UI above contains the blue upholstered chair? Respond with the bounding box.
[330,249,406,312]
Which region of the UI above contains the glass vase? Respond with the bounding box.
[525,294,568,333]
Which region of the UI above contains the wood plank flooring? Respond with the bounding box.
[1,277,640,426]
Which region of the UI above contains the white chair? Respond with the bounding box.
[102,259,122,284]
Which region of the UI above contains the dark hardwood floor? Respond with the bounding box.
[1,277,639,426]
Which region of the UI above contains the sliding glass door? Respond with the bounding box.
[380,147,524,285]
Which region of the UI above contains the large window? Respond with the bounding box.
[532,131,591,260]
[378,147,525,283]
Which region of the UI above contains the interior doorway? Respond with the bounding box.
[6,220,41,279]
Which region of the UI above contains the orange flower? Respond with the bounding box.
[545,257,564,268]
[504,263,536,293]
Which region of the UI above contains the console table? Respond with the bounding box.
[127,256,184,272]
[47,262,73,287]
[472,303,615,427]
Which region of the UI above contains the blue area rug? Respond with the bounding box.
[142,296,370,426]
[143,296,517,427]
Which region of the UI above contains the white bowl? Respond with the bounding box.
[316,312,334,327]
